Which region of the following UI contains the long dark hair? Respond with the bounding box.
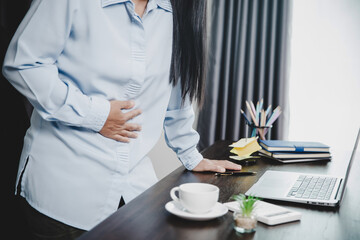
[170,0,207,106]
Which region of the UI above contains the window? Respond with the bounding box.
[288,0,360,150]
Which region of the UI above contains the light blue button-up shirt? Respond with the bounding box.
[3,0,203,230]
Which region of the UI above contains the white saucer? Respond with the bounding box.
[165,201,228,221]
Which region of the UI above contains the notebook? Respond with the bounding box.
[258,149,331,159]
[246,129,360,207]
[259,140,330,152]
[258,153,331,164]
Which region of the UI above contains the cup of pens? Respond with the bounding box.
[241,99,282,140]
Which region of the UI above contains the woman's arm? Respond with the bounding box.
[163,82,241,172]
[2,0,109,132]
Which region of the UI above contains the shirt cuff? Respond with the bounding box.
[179,148,204,170]
[81,96,110,132]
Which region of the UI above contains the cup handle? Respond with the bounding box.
[170,187,180,202]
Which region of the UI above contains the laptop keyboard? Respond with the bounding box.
[287,175,337,200]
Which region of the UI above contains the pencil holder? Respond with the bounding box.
[245,122,272,140]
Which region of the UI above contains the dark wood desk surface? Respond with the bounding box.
[79,141,360,240]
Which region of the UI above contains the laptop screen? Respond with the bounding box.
[338,129,360,204]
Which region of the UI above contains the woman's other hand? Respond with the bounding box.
[192,158,242,173]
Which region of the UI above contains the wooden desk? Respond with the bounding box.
[79,141,360,240]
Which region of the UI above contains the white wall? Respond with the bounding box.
[148,131,181,180]
[148,132,181,180]
[288,0,360,151]
[150,104,199,180]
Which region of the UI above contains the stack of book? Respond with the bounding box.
[258,140,331,163]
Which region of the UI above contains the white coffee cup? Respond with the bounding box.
[170,183,219,214]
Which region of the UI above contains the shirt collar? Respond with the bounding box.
[154,0,172,12]
[101,0,172,13]
[101,0,128,8]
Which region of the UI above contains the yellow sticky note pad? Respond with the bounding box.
[230,137,261,157]
[229,137,258,148]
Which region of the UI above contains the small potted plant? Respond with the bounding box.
[231,193,260,233]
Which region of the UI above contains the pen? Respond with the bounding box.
[240,109,252,125]
[255,101,260,124]
[245,101,258,137]
[259,99,264,115]
[249,100,257,116]
[266,106,281,126]
[246,101,257,124]
[259,109,266,140]
[215,171,257,176]
[265,105,272,117]
[265,108,282,135]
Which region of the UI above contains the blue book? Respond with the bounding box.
[259,140,330,153]
[259,149,331,159]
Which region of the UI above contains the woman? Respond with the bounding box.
[3,0,241,239]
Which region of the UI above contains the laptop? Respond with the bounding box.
[245,129,360,207]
